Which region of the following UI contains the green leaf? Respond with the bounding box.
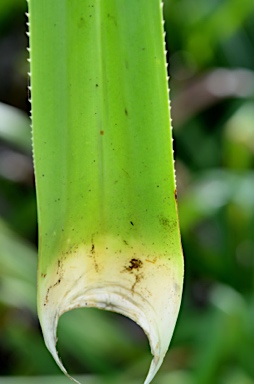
[28,1,184,383]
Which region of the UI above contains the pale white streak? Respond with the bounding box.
[39,237,183,384]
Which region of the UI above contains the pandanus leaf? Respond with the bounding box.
[27,0,184,383]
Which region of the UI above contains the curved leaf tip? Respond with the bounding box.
[38,240,183,384]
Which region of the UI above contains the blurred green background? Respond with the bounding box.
[1,0,254,383]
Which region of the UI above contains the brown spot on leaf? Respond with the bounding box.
[125,258,143,272]
[91,237,98,272]
[44,277,62,307]
[100,130,104,135]
[159,216,170,228]
[131,273,144,292]
[44,287,50,306]
[53,279,61,287]
[159,216,178,234]
[78,17,85,28]
[107,13,117,26]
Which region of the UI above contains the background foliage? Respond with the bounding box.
[0,0,254,383]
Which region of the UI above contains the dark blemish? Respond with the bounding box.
[123,240,128,246]
[64,243,78,256]
[79,17,85,28]
[159,216,177,233]
[56,259,63,279]
[44,277,61,306]
[44,287,50,306]
[131,273,144,292]
[91,235,98,272]
[124,108,128,116]
[130,221,134,226]
[107,13,117,26]
[159,216,170,228]
[57,259,63,274]
[174,189,177,201]
[125,258,143,272]
[42,174,45,177]
[41,273,46,278]
[100,130,104,135]
[122,168,129,177]
[95,84,99,87]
